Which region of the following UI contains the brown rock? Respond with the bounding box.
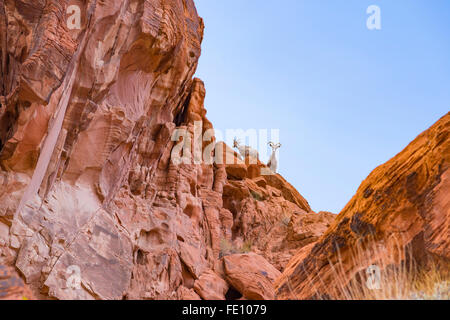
[194,269,229,300]
[223,253,281,300]
[263,174,311,212]
[219,143,248,180]
[287,211,335,242]
[177,286,202,300]
[0,0,332,300]
[179,242,208,280]
[0,265,34,300]
[226,164,248,181]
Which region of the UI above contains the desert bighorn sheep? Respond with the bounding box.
[267,142,281,173]
[233,138,259,160]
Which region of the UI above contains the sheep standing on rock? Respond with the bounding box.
[233,138,259,160]
[267,142,281,173]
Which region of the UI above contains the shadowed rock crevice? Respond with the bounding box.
[225,286,242,300]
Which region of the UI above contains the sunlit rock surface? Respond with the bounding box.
[276,113,450,299]
[0,0,332,300]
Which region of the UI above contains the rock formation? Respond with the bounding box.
[0,0,333,300]
[276,113,450,299]
[222,253,281,300]
[0,264,34,300]
[3,0,445,302]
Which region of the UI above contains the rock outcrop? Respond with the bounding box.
[193,269,228,300]
[222,253,281,300]
[0,0,333,300]
[1,0,447,301]
[0,264,34,300]
[276,113,450,299]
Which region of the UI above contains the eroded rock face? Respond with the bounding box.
[0,0,332,300]
[222,253,281,300]
[0,264,34,300]
[276,113,450,300]
[194,269,228,300]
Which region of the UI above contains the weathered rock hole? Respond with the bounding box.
[225,286,243,300]
[190,181,197,196]
[183,204,200,222]
[22,100,31,109]
[181,261,195,289]
[136,249,147,265]
[138,229,165,248]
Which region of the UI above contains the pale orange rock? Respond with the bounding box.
[194,269,229,300]
[179,242,208,280]
[222,253,281,300]
[177,286,202,300]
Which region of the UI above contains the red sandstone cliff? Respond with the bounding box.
[0,0,332,300]
[276,113,450,299]
[1,0,447,301]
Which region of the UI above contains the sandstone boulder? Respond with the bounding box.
[222,253,281,300]
[194,269,229,300]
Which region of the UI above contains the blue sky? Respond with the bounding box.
[194,0,450,213]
